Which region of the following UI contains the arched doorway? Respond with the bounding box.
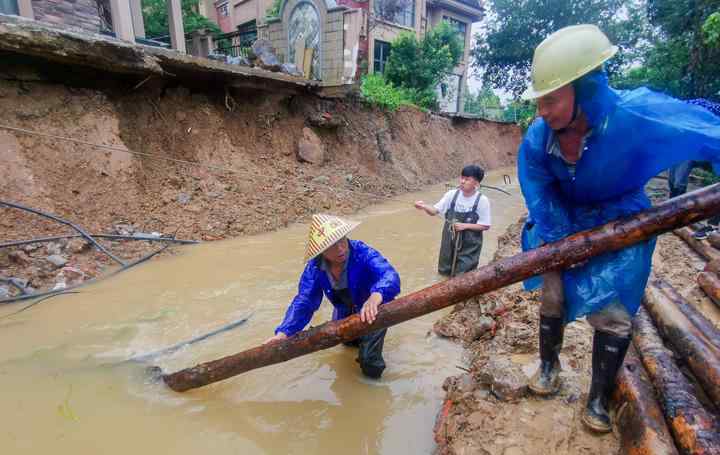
[288,2,321,80]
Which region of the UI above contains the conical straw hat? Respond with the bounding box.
[304,214,361,262]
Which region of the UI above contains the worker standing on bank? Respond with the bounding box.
[265,214,401,379]
[518,25,720,433]
[414,165,491,277]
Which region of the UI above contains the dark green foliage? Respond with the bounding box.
[472,0,647,98]
[142,0,220,39]
[383,22,463,109]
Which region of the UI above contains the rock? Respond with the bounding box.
[46,255,68,268]
[297,127,325,164]
[281,63,303,77]
[61,266,85,282]
[22,243,41,253]
[251,39,281,72]
[311,175,330,185]
[228,55,252,66]
[114,223,136,236]
[9,250,32,266]
[434,311,496,342]
[45,242,62,256]
[476,357,528,402]
[66,238,89,254]
[307,112,344,129]
[177,192,191,204]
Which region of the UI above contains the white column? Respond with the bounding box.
[17,0,34,19]
[109,0,136,42]
[167,0,187,53]
[130,0,145,38]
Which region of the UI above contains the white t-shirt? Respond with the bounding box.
[434,190,491,226]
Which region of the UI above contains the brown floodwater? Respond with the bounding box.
[0,168,525,454]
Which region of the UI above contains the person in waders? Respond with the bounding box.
[414,165,491,277]
[264,214,401,379]
[517,25,720,434]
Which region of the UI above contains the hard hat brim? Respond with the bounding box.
[521,45,618,101]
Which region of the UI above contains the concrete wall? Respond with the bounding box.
[367,0,427,75]
[30,0,101,33]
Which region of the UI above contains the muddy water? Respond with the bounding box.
[0,168,525,454]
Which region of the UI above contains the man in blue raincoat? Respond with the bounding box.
[265,214,401,379]
[517,25,720,433]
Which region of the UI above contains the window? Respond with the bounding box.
[0,0,19,15]
[443,16,467,53]
[374,0,415,28]
[373,40,391,74]
[237,20,257,47]
[217,2,229,17]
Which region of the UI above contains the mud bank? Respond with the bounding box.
[432,183,720,454]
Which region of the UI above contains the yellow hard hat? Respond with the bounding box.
[304,214,361,262]
[522,24,618,100]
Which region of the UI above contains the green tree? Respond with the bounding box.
[384,22,463,109]
[643,0,720,99]
[704,12,720,47]
[471,0,648,98]
[463,86,501,115]
[142,0,220,39]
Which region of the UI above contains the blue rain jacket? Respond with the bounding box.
[275,240,401,336]
[519,71,720,322]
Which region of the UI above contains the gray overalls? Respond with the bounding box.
[438,190,483,277]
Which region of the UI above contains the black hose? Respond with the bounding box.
[127,313,253,363]
[0,233,199,249]
[0,243,170,306]
[0,200,125,265]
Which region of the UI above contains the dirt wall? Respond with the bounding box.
[0,67,520,241]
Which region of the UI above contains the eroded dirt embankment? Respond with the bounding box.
[0,68,520,294]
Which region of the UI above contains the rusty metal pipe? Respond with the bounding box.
[162,184,720,392]
[698,271,720,308]
[612,345,679,455]
[643,284,720,408]
[649,276,720,351]
[675,227,720,262]
[633,309,720,454]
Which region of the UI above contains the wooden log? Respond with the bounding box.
[644,284,720,407]
[633,309,720,455]
[674,227,720,262]
[650,276,720,351]
[698,271,720,308]
[705,260,720,275]
[163,184,720,392]
[612,345,679,455]
[707,232,720,251]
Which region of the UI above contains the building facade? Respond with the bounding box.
[216,0,483,112]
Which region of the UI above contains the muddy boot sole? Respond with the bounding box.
[581,409,612,433]
[528,363,561,396]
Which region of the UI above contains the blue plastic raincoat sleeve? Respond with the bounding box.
[517,121,574,244]
[364,246,401,304]
[275,263,324,336]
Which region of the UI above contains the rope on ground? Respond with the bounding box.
[0,200,125,266]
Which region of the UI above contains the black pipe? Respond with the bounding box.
[0,244,170,306]
[0,200,125,265]
[0,233,199,249]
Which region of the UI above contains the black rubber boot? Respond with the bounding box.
[528,315,564,396]
[582,330,631,433]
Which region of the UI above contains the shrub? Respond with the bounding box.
[360,74,415,111]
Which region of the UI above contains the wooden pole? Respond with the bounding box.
[612,345,679,455]
[643,284,720,407]
[674,227,720,262]
[698,271,720,308]
[163,184,720,392]
[633,309,720,454]
[649,276,720,351]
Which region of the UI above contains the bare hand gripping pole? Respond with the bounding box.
[163,184,720,392]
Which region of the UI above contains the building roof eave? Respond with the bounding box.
[427,0,484,22]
